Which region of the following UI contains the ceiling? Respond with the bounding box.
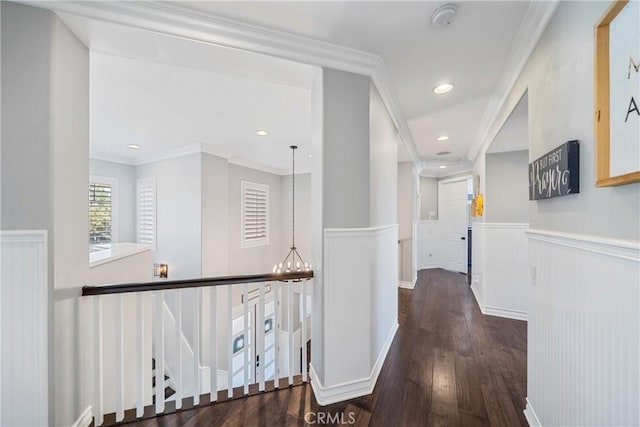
[173,1,530,171]
[487,93,529,154]
[61,13,316,172]
[59,1,532,175]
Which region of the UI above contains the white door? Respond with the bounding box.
[442,180,468,273]
[231,299,276,387]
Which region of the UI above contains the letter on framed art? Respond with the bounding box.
[594,0,640,186]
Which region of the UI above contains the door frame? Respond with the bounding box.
[438,174,472,273]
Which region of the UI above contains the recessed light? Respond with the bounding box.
[437,135,449,142]
[256,130,269,136]
[127,144,140,150]
[308,154,313,158]
[433,82,454,94]
[439,165,448,169]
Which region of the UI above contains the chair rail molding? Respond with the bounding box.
[526,228,639,426]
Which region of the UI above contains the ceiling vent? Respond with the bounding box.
[436,151,452,156]
[432,4,457,28]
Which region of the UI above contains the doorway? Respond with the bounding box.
[440,177,472,274]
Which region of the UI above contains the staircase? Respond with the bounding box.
[151,358,175,404]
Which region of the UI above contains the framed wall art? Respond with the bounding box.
[594,0,640,186]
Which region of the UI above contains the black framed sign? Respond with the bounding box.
[529,140,580,200]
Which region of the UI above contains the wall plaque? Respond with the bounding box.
[529,141,580,200]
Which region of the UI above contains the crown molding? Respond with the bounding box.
[371,60,421,165]
[26,0,422,168]
[468,0,559,162]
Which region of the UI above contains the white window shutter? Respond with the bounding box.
[137,178,157,250]
[241,181,269,248]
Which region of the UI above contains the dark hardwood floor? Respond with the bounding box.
[127,268,527,427]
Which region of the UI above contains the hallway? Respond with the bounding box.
[130,269,527,426]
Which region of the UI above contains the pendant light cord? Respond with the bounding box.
[292,146,296,249]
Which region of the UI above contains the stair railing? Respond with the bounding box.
[82,270,313,426]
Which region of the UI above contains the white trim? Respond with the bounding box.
[470,283,484,313]
[228,157,289,177]
[310,320,398,406]
[240,180,270,249]
[398,281,414,290]
[35,0,421,169]
[90,175,119,243]
[469,0,559,162]
[0,230,48,242]
[482,222,529,229]
[524,398,542,427]
[324,224,399,238]
[526,229,640,262]
[483,305,527,322]
[471,284,527,322]
[71,406,93,427]
[418,264,441,270]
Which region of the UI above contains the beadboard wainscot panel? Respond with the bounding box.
[471,221,486,311]
[0,230,49,426]
[525,229,640,426]
[484,223,529,320]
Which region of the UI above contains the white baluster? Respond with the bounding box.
[288,281,293,385]
[155,291,165,414]
[258,283,265,392]
[93,296,104,426]
[175,290,183,409]
[273,282,280,389]
[243,283,249,395]
[227,286,233,399]
[302,281,308,382]
[193,288,201,405]
[115,294,124,422]
[136,293,145,418]
[209,287,218,403]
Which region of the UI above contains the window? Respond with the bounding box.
[89,176,118,245]
[241,180,269,248]
[137,178,157,250]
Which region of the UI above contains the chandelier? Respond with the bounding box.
[273,145,311,275]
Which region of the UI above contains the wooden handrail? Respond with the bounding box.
[82,270,313,296]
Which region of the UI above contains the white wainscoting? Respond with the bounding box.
[471,223,528,321]
[312,224,398,405]
[417,220,441,270]
[526,229,640,427]
[471,221,485,309]
[0,230,49,426]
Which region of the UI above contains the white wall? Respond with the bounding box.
[136,153,202,280]
[397,162,413,283]
[201,153,229,277]
[485,150,529,223]
[0,2,51,231]
[369,85,398,228]
[419,177,438,220]
[90,159,136,242]
[281,173,312,263]
[322,69,370,228]
[227,163,283,274]
[50,14,91,427]
[472,2,640,425]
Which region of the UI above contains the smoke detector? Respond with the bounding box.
[432,4,457,28]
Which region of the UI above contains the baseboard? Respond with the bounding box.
[470,283,484,312]
[470,284,527,321]
[398,281,414,289]
[72,406,92,427]
[524,398,542,427]
[310,320,398,406]
[484,305,527,321]
[418,264,441,270]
